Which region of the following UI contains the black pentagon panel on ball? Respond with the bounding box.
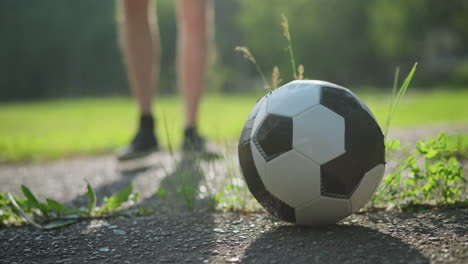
[320,152,365,198]
[253,114,293,161]
[320,107,385,198]
[320,86,362,118]
[238,141,296,223]
[344,108,385,172]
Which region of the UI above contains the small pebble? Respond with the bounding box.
[99,247,110,252]
[213,228,224,233]
[226,257,240,263]
[113,229,127,236]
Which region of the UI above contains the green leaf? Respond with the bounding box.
[404,156,417,168]
[385,139,400,151]
[85,180,96,215]
[436,132,448,144]
[46,199,75,215]
[448,157,458,167]
[416,141,428,154]
[21,185,41,208]
[43,220,76,230]
[0,192,8,207]
[99,184,133,214]
[21,185,48,217]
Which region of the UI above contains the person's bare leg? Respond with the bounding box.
[177,0,208,129]
[116,0,160,160]
[119,0,160,114]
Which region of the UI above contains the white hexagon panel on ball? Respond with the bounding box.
[350,164,385,212]
[267,80,321,117]
[293,105,345,165]
[303,80,347,90]
[264,150,321,208]
[295,196,351,226]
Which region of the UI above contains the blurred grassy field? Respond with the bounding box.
[1,90,468,163]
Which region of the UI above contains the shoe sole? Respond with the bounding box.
[182,149,222,161]
[117,148,159,161]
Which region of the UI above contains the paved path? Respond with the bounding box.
[1,125,467,263]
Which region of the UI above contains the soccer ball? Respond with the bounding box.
[238,80,385,226]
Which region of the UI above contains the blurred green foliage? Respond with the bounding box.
[0,0,467,101]
[374,132,466,206]
[0,1,123,100]
[238,0,468,86]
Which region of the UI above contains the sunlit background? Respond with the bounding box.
[0,0,467,162]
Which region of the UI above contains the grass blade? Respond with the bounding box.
[161,112,174,156]
[235,46,271,90]
[281,14,297,79]
[85,180,96,215]
[21,185,48,218]
[383,62,418,138]
[395,63,418,104]
[383,66,400,138]
[43,220,76,230]
[271,66,282,90]
[392,66,400,98]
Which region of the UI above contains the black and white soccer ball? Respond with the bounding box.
[238,80,385,226]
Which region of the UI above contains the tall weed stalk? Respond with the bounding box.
[383,63,418,138]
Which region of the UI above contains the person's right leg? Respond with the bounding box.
[116,0,161,160]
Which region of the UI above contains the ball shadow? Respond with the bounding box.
[242,224,428,264]
[138,153,208,209]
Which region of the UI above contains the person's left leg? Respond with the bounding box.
[177,0,211,150]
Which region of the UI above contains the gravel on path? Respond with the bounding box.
[0,208,466,264]
[1,124,467,263]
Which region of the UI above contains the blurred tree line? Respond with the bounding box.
[0,0,467,101]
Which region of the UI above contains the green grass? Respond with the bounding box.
[1,90,468,162]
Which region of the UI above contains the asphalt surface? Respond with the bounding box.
[1,124,467,263]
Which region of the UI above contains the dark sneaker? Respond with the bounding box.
[182,127,221,160]
[182,127,206,152]
[116,114,159,161]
